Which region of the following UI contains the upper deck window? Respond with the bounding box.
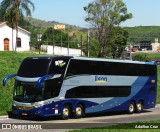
[48,59,68,75]
[66,59,156,77]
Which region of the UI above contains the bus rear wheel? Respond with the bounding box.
[128,102,135,114]
[74,104,84,119]
[136,101,144,113]
[61,104,70,120]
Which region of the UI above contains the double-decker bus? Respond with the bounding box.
[3,56,157,119]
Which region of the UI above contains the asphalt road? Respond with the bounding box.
[0,104,160,131]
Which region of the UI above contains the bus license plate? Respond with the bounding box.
[22,113,28,116]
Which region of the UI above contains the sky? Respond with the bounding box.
[1,0,160,27]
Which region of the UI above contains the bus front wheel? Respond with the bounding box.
[61,104,70,120]
[74,104,84,119]
[128,102,135,114]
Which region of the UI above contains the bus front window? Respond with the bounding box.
[13,81,43,103]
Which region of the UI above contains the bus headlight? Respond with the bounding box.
[34,104,43,108]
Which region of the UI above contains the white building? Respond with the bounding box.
[152,43,160,51]
[0,22,30,51]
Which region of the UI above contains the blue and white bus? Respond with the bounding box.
[3,56,157,119]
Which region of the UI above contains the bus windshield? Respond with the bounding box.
[13,81,43,103]
[17,58,69,77]
[17,58,52,77]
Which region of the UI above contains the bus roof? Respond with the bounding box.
[26,56,73,60]
[25,56,155,65]
[72,56,155,65]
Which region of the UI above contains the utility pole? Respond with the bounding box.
[130,42,132,60]
[81,34,83,56]
[37,34,42,54]
[53,27,55,55]
[87,29,90,57]
[68,34,69,55]
[61,31,62,48]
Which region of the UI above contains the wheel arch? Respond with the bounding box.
[61,101,73,112]
[130,100,136,105]
[137,99,144,104]
[76,102,85,112]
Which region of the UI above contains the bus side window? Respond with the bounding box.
[66,60,87,76]
[48,60,68,75]
[86,61,101,75]
[66,60,76,76]
[102,62,115,75]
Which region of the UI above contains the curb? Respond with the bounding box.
[0,115,8,120]
[155,104,160,107]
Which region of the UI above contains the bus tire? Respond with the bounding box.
[61,104,70,120]
[128,101,135,114]
[74,104,84,119]
[136,101,144,113]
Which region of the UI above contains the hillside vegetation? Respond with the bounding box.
[20,18,160,58]
[124,26,160,43]
[24,17,160,37]
[24,17,81,29]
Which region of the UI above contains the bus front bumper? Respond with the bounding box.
[12,105,44,118]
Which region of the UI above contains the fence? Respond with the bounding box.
[41,45,84,56]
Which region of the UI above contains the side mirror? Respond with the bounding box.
[37,74,54,89]
[3,74,17,87]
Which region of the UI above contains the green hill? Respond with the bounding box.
[124,26,160,43]
[18,17,160,46]
[24,17,81,30]
[20,17,160,44]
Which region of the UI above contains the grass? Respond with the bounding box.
[68,120,160,132]
[0,51,160,115]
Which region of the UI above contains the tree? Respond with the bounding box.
[84,0,132,57]
[0,0,35,51]
[42,27,68,47]
[4,7,16,51]
[109,27,128,58]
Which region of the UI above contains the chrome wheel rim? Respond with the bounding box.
[63,108,69,116]
[129,104,134,112]
[76,107,82,116]
[137,104,142,111]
